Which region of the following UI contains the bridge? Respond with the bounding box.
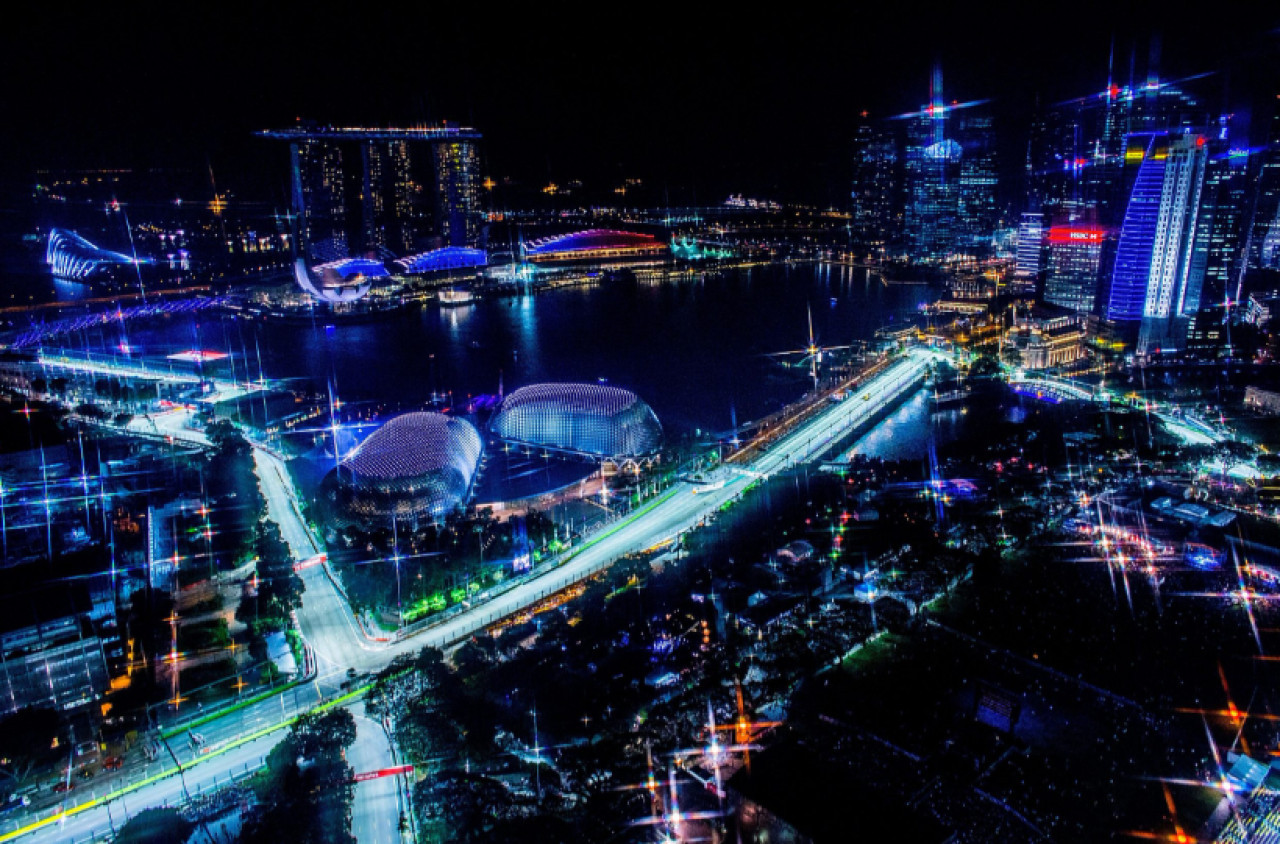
[1007,371,1225,444]
[1008,375,1097,403]
[0,348,938,843]
[294,347,939,669]
[31,352,268,405]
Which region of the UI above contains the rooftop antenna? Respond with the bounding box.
[931,62,945,147]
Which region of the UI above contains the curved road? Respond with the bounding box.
[7,349,934,843]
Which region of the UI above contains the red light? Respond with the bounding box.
[1196,136,1205,147]
[1047,226,1105,244]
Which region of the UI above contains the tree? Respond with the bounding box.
[243,709,357,844]
[291,709,356,763]
[112,808,193,844]
[0,708,62,786]
[236,521,305,636]
[968,354,1002,378]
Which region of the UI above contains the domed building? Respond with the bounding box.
[337,412,483,523]
[523,229,667,264]
[490,383,662,460]
[293,257,388,303]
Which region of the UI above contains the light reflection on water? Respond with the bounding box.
[840,388,964,461]
[50,264,940,437]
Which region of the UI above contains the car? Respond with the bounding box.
[52,782,74,794]
[0,795,29,814]
[102,757,123,771]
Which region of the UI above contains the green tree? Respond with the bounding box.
[236,521,305,635]
[0,708,62,786]
[112,808,192,844]
[243,709,357,844]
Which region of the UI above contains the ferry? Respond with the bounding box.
[438,287,476,306]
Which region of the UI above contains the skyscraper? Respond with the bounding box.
[956,113,999,252]
[902,68,997,261]
[292,139,348,263]
[850,116,899,256]
[1251,94,1280,272]
[1105,133,1208,354]
[1015,212,1044,280]
[1198,131,1252,307]
[433,139,481,249]
[262,126,484,267]
[1043,216,1106,314]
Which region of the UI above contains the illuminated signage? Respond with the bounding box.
[1047,227,1106,244]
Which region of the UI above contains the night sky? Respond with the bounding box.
[3,7,1279,206]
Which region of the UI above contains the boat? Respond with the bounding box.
[438,287,476,306]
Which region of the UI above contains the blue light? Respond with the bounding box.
[395,247,488,273]
[45,229,152,281]
[490,383,663,459]
[313,258,390,278]
[1107,137,1165,321]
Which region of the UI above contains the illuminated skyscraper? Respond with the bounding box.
[956,113,999,251]
[850,117,899,256]
[434,139,481,248]
[903,68,997,261]
[1043,216,1106,314]
[1105,133,1208,353]
[1197,127,1252,307]
[1015,212,1044,279]
[293,139,348,262]
[1251,95,1280,271]
[358,140,419,257]
[261,126,484,267]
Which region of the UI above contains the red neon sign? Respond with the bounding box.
[1047,226,1105,244]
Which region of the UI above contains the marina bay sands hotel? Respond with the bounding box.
[256,126,483,265]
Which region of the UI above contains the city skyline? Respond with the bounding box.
[4,10,1279,206]
[7,10,1280,844]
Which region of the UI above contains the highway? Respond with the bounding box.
[349,706,402,844]
[1,732,279,844]
[7,348,934,843]
[1008,373,1225,445]
[289,348,935,668]
[0,677,346,844]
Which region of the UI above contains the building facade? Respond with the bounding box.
[263,126,484,270]
[1043,222,1106,314]
[0,617,109,715]
[1105,133,1208,354]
